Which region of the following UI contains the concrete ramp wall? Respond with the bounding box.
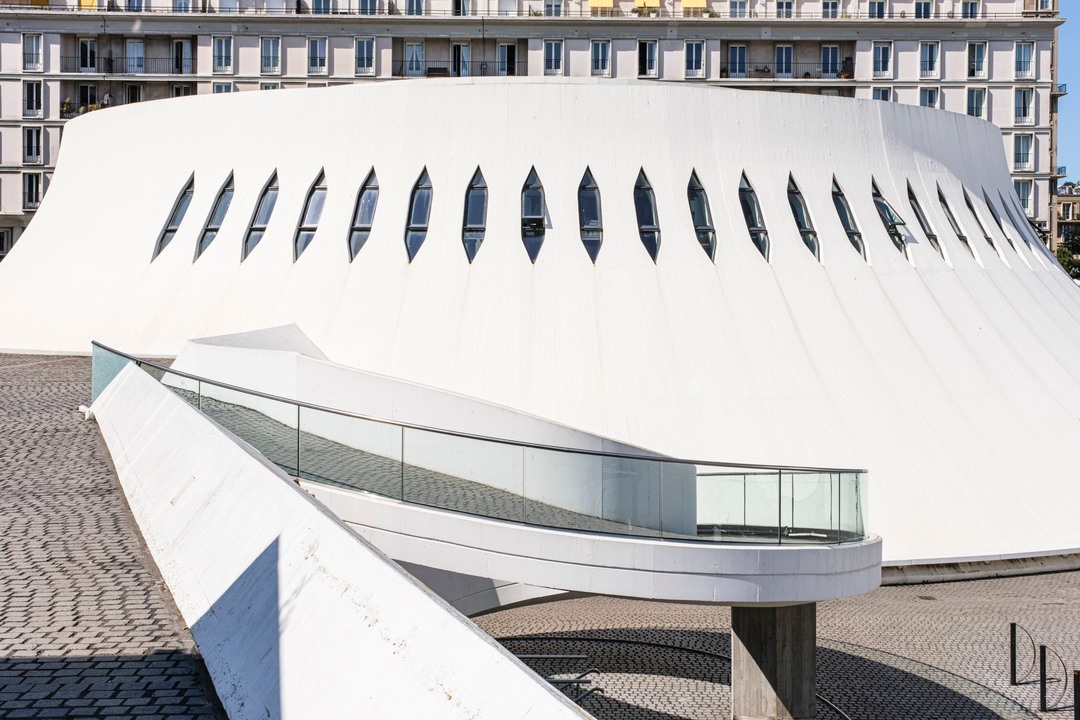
[92,364,589,720]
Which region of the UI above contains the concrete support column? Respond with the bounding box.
[730,602,816,720]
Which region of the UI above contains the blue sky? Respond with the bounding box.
[1061,13,1078,182]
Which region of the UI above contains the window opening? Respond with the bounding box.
[295,171,327,261]
[739,173,769,261]
[578,168,603,263]
[831,178,865,259]
[405,169,432,261]
[936,186,973,257]
[787,175,819,260]
[195,175,234,260]
[906,183,942,258]
[687,171,716,260]
[871,180,909,259]
[462,168,487,263]
[997,190,1031,249]
[349,171,379,261]
[154,176,194,259]
[521,167,546,263]
[634,169,661,262]
[963,188,995,252]
[244,172,278,260]
[982,190,1015,252]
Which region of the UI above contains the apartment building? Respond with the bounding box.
[1056,180,1078,249]
[0,0,1063,258]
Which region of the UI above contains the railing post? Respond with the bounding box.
[1074,670,1079,720]
[1040,644,1048,711]
[1010,622,1018,685]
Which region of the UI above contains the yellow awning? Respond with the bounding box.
[635,0,661,8]
[682,0,707,8]
[590,0,614,8]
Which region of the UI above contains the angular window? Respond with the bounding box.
[244,173,279,260]
[982,190,1015,252]
[687,171,716,260]
[578,168,603,263]
[462,168,487,263]
[521,168,546,264]
[907,183,942,258]
[831,178,865,259]
[634,170,661,262]
[295,171,327,261]
[963,188,995,251]
[871,180,909,258]
[937,186,973,257]
[998,190,1032,249]
[154,176,194,260]
[195,176,234,260]
[349,171,378,261]
[405,169,432,262]
[738,174,768,261]
[787,175,819,259]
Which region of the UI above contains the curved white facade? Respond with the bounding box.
[3,78,1080,566]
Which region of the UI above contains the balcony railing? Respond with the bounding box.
[395,59,527,77]
[1015,111,1034,125]
[724,61,854,80]
[1015,60,1034,79]
[92,341,871,546]
[1054,84,1068,95]
[23,153,42,165]
[0,1,1057,19]
[23,53,42,71]
[919,60,937,78]
[1057,166,1068,176]
[59,56,194,74]
[23,194,41,210]
[1014,155,1033,172]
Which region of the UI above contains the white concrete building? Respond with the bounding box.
[0,0,1064,257]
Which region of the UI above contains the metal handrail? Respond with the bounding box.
[91,339,867,474]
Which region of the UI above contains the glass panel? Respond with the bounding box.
[406,230,426,260]
[349,230,370,259]
[697,469,780,543]
[254,186,278,227]
[464,186,487,227]
[295,230,316,257]
[522,189,544,219]
[354,187,378,227]
[782,471,838,544]
[403,426,524,522]
[303,187,326,227]
[634,170,660,261]
[600,455,661,536]
[299,405,402,498]
[168,189,193,230]
[839,472,864,541]
[410,187,432,227]
[91,344,131,401]
[244,230,264,258]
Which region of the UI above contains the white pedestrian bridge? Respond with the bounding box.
[90,331,880,720]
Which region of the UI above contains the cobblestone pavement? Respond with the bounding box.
[476,573,1080,720]
[0,355,225,720]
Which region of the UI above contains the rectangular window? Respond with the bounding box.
[685,41,704,78]
[23,127,42,165]
[0,230,13,263]
[451,43,471,77]
[405,43,424,76]
[23,81,42,118]
[919,87,939,109]
[1014,180,1033,215]
[822,0,838,17]
[873,42,891,78]
[359,0,376,13]
[775,0,791,17]
[544,39,563,76]
[497,43,517,76]
[961,0,978,18]
[23,34,42,72]
[23,173,42,210]
[174,0,191,10]
[260,82,280,90]
[173,85,192,97]
[728,44,747,77]
[312,0,332,12]
[261,37,281,74]
[1015,42,1034,80]
[914,0,931,18]
[775,45,793,77]
[729,0,746,16]
[173,39,193,74]
[125,84,142,104]
[1015,87,1034,124]
[126,39,144,74]
[1061,204,1072,221]
[407,0,422,14]
[868,0,886,18]
[126,0,143,9]
[212,82,233,94]
[821,45,840,76]
[76,84,97,109]
[920,42,938,78]
[638,40,658,77]
[967,87,986,118]
[1013,134,1033,171]
[213,36,232,74]
[308,37,328,75]
[591,40,611,77]
[78,38,97,73]
[872,87,891,102]
[544,0,561,15]
[356,38,375,75]
[968,42,986,78]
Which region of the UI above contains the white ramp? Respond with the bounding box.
[92,363,590,720]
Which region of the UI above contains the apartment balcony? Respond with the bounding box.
[724,61,854,80]
[1054,166,1068,178]
[1053,84,1068,96]
[58,56,194,75]
[394,59,527,77]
